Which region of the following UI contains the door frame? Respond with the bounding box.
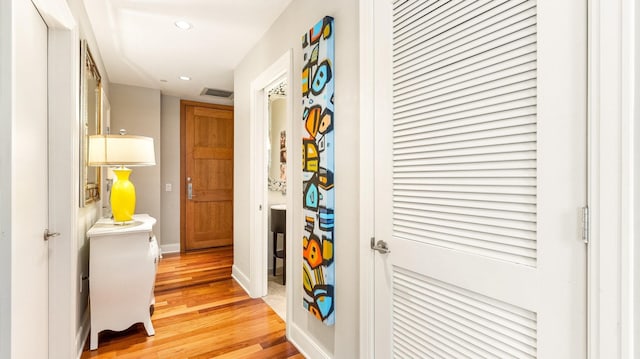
[357,0,375,357]
[179,100,234,252]
[247,50,293,316]
[588,0,639,356]
[358,0,638,357]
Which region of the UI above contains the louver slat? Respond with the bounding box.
[394,2,537,72]
[392,0,538,266]
[392,267,537,358]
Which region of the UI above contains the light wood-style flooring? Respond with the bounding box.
[81,247,301,358]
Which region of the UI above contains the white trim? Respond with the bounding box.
[75,306,90,359]
[247,49,294,342]
[48,25,81,359]
[633,0,640,353]
[587,0,599,355]
[358,0,375,358]
[621,0,634,355]
[288,322,331,359]
[248,76,267,298]
[159,243,180,254]
[231,265,251,296]
[283,56,294,338]
[587,0,635,357]
[248,50,292,300]
[32,0,75,29]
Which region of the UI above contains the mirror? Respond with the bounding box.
[267,81,287,194]
[80,40,102,206]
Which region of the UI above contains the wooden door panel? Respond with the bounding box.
[193,148,233,160]
[194,106,233,118]
[193,160,233,190]
[190,201,233,248]
[194,110,233,146]
[182,101,234,251]
[192,190,233,202]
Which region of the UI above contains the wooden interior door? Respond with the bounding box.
[181,101,234,251]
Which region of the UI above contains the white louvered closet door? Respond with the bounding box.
[372,0,587,357]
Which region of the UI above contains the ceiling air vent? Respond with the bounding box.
[200,87,233,98]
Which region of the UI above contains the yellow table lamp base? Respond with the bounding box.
[111,167,136,222]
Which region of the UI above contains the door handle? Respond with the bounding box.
[371,237,390,254]
[186,177,195,200]
[43,229,60,241]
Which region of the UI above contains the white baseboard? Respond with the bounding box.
[160,243,180,254]
[231,264,251,296]
[289,322,331,359]
[75,305,90,359]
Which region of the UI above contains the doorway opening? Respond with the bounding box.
[248,50,293,331]
[262,78,288,320]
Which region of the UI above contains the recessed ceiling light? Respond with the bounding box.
[174,20,192,30]
[179,76,191,81]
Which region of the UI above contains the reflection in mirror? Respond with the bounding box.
[80,40,102,206]
[267,80,287,194]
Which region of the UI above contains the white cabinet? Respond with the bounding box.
[87,214,159,350]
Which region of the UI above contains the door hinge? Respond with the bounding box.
[582,206,590,244]
[43,229,60,241]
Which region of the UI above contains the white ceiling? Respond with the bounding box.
[83,0,292,100]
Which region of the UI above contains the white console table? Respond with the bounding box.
[88,214,159,350]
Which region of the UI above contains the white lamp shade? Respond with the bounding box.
[88,135,156,166]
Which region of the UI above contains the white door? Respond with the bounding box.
[373,0,587,357]
[13,0,49,357]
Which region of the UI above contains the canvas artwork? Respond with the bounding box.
[301,16,335,326]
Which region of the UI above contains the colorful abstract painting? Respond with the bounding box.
[301,16,335,326]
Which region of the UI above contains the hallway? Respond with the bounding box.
[81,247,301,358]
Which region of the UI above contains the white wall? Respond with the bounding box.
[111,87,233,253]
[65,0,111,352]
[67,0,109,95]
[160,95,181,250]
[234,1,360,357]
[109,84,162,243]
[159,94,233,252]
